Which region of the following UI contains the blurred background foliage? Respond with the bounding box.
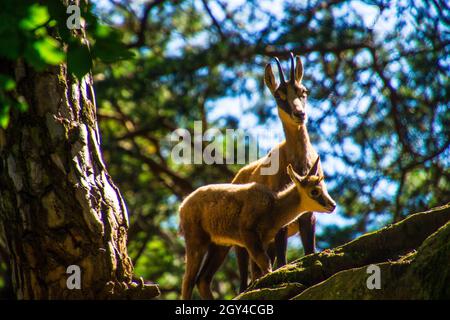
[0,0,132,127]
[0,0,449,299]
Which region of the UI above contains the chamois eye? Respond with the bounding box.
[310,188,321,197]
[297,88,308,98]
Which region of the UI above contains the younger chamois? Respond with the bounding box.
[179,157,336,300]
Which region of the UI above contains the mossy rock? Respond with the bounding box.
[236,204,450,300]
[293,221,450,299]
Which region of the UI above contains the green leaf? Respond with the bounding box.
[19,4,49,31]
[0,103,10,129]
[0,74,16,91]
[67,41,93,79]
[93,24,114,39]
[24,36,64,70]
[91,22,134,63]
[16,96,29,112]
[34,37,65,65]
[93,38,134,63]
[24,41,46,70]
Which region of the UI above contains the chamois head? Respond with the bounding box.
[264,52,309,126]
[286,157,336,213]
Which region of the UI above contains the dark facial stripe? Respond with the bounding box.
[316,194,328,207]
[275,95,291,115]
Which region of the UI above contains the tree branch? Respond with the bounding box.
[127,0,167,48]
[201,0,225,39]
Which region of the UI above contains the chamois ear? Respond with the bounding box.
[307,156,320,177]
[264,63,277,94]
[287,164,296,182]
[287,164,304,186]
[295,55,303,83]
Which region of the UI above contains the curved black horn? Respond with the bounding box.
[274,57,286,83]
[307,156,321,177]
[290,52,295,83]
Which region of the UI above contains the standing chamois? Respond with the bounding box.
[179,158,336,299]
[195,53,323,295]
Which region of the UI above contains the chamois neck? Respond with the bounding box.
[282,123,311,155]
[273,184,304,231]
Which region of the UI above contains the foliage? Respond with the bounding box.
[90,0,450,299]
[0,0,133,128]
[0,0,449,299]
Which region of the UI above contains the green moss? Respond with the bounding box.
[293,222,450,300]
[236,283,306,300]
[408,221,450,299]
[293,261,411,299]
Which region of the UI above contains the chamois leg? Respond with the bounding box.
[248,243,276,283]
[182,240,208,300]
[196,243,230,299]
[274,227,288,267]
[249,243,276,283]
[250,260,262,283]
[242,232,271,276]
[235,246,249,293]
[267,243,276,264]
[298,212,316,255]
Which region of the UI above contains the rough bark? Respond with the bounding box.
[0,61,159,299]
[235,203,450,300]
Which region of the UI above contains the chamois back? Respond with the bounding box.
[179,182,277,247]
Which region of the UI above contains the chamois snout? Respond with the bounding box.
[324,197,336,213]
[308,187,336,214]
[292,108,306,123]
[312,183,336,214]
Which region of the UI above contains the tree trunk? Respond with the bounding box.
[0,60,159,299]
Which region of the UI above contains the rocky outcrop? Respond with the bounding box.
[235,203,450,300]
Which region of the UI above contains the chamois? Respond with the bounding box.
[180,158,336,300]
[196,53,322,294]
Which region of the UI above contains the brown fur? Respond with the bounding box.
[232,118,322,223]
[229,55,323,286]
[192,54,324,298]
[179,162,335,299]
